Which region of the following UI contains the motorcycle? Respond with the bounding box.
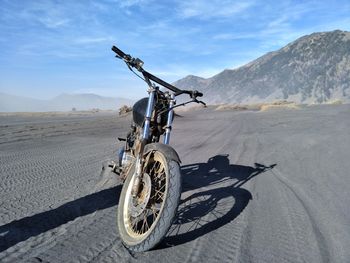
[110,45,206,252]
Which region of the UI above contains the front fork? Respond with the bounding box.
[131,90,176,197]
[164,93,175,145]
[131,87,156,197]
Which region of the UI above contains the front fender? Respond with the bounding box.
[144,143,181,163]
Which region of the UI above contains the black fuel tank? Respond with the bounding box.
[132,97,148,126]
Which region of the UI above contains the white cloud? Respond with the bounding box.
[75,37,114,44]
[38,17,70,28]
[119,0,149,8]
[18,2,72,29]
[213,32,256,40]
[177,0,255,19]
[250,2,325,50]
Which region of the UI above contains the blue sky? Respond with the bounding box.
[0,0,349,100]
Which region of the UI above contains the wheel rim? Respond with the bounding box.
[123,153,168,238]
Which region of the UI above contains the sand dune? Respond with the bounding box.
[1,104,350,262]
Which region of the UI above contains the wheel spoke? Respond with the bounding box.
[141,216,146,233]
[151,205,160,223]
[125,155,168,236]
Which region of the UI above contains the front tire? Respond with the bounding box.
[117,150,182,252]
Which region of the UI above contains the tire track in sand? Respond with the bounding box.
[271,169,330,263]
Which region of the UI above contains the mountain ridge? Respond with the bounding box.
[174,30,350,104]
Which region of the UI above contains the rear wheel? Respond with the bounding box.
[117,150,181,252]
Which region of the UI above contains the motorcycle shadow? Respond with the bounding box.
[0,186,121,253]
[159,154,276,248]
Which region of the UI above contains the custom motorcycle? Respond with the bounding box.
[110,46,206,252]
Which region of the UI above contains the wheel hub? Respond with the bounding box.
[129,173,151,218]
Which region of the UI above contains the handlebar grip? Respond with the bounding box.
[195,91,203,97]
[112,45,126,58]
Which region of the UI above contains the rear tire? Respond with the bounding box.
[117,150,181,252]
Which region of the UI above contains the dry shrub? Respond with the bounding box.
[215,100,298,112]
[215,104,248,111]
[326,99,343,105]
[259,102,300,111]
[245,104,263,111]
[119,105,132,115]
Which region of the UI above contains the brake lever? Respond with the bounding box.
[194,99,207,107]
[198,100,207,107]
[115,54,132,63]
[158,98,206,115]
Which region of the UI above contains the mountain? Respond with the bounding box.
[0,93,133,112]
[49,93,132,112]
[174,30,350,104]
[0,93,48,112]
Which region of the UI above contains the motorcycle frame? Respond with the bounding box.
[141,71,179,146]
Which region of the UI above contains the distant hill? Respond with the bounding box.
[174,30,350,104]
[0,93,133,112]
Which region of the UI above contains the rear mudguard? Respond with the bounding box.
[144,143,181,164]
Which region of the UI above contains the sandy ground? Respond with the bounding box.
[0,104,350,263]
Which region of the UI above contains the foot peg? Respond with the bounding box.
[103,160,120,175]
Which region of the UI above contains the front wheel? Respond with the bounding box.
[117,150,182,252]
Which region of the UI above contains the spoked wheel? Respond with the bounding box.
[117,150,182,252]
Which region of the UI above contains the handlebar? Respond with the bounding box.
[112,45,127,59]
[112,45,204,101]
[175,89,203,99]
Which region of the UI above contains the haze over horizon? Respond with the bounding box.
[1,0,350,100]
